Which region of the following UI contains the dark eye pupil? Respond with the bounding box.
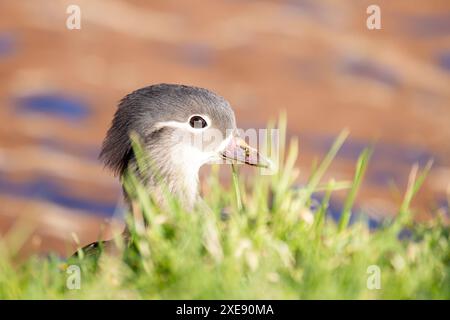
[189,116,207,129]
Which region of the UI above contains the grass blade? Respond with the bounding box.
[338,148,372,232]
[297,129,349,208]
[396,160,433,226]
[231,164,244,212]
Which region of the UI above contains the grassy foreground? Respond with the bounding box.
[0,121,448,299]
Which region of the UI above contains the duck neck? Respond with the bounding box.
[148,162,200,210]
[133,145,201,211]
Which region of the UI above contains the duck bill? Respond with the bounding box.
[221,136,272,168]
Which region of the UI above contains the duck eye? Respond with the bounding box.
[189,115,208,129]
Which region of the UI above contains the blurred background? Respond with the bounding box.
[0,0,449,257]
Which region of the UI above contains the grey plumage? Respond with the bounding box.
[100,83,236,177]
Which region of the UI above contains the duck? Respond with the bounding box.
[74,83,270,257]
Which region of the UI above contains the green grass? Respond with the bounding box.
[0,120,448,299]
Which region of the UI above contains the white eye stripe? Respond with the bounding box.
[155,114,211,132]
[154,120,190,130]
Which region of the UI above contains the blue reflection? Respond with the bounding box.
[15,93,90,121]
[0,175,117,217]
